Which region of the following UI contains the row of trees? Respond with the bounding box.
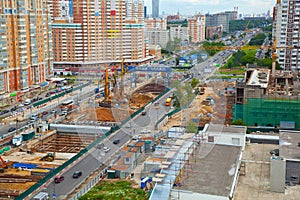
[224,50,280,69]
[229,19,273,33]
[249,33,267,46]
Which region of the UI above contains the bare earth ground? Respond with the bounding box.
[235,143,300,200]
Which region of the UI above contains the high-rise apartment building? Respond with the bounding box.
[273,0,300,70]
[49,0,150,69]
[188,15,206,43]
[0,0,53,94]
[206,11,232,33]
[152,0,159,18]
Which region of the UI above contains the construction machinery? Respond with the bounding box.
[40,152,56,162]
[0,156,8,173]
[99,64,112,108]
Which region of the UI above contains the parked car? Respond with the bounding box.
[103,147,110,153]
[113,139,120,144]
[141,111,147,116]
[8,127,16,132]
[42,111,48,115]
[73,171,82,178]
[54,175,64,183]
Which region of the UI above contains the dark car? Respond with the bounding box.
[54,175,64,183]
[270,149,279,156]
[141,111,147,116]
[42,111,48,115]
[73,171,82,178]
[113,139,120,144]
[8,127,16,132]
[46,93,51,97]
[10,107,17,112]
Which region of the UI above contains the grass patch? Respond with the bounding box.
[79,180,148,200]
[210,75,244,79]
[218,68,245,75]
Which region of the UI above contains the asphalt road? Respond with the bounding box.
[45,91,173,199]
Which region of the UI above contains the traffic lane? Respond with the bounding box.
[47,153,103,199]
[0,121,28,135]
[47,130,131,198]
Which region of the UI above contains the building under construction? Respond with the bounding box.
[234,68,300,128]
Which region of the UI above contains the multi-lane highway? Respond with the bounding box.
[45,92,172,199]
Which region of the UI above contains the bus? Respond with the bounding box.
[165,98,172,106]
[61,100,74,110]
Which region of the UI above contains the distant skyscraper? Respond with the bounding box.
[144,6,147,18]
[152,0,159,18]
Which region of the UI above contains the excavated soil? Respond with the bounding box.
[90,107,132,122]
[130,93,155,108]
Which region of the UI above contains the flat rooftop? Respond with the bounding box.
[246,69,270,89]
[279,130,300,160]
[205,124,247,134]
[180,143,242,197]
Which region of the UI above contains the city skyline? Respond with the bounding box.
[145,0,274,16]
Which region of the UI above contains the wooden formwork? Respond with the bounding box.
[32,133,100,153]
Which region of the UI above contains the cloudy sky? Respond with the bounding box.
[144,0,275,16]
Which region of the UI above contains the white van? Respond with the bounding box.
[32,192,49,200]
[24,99,32,106]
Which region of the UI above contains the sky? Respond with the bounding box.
[144,0,275,16]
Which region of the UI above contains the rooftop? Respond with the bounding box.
[180,143,242,197]
[279,130,300,160]
[205,124,247,135]
[246,68,270,89]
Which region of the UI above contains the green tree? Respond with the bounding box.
[190,78,199,88]
[186,121,198,133]
[231,119,247,126]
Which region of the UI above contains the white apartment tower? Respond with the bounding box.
[273,0,300,70]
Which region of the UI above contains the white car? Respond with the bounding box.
[103,147,110,153]
[141,129,151,134]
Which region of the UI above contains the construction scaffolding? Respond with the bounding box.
[234,97,300,128]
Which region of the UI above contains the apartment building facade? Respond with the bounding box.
[144,18,168,48]
[50,0,150,69]
[188,15,206,43]
[170,25,188,41]
[273,0,300,70]
[0,0,52,94]
[206,12,229,33]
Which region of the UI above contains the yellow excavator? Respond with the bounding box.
[40,152,56,162]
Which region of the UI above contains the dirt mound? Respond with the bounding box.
[134,83,166,93]
[130,93,154,108]
[89,107,131,122]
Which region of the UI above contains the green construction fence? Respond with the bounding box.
[233,97,300,128]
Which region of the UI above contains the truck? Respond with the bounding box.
[12,135,23,147]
